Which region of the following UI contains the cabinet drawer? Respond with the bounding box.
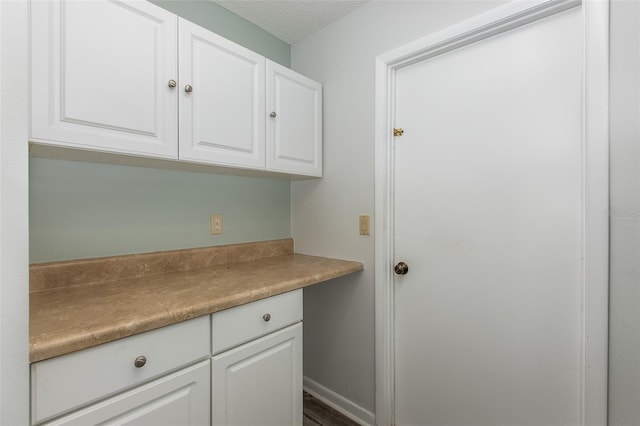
[31,315,210,424]
[211,289,302,354]
[42,360,210,426]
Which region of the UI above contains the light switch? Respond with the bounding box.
[359,215,370,236]
[210,214,223,234]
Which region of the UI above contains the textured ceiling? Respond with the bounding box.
[213,0,368,44]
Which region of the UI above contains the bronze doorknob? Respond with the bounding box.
[394,262,409,275]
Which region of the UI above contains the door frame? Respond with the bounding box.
[373,1,610,425]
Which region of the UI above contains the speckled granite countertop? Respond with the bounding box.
[30,239,363,363]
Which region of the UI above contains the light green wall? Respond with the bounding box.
[150,0,290,67]
[30,158,291,263]
[29,2,293,263]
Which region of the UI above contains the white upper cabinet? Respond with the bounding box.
[266,60,323,177]
[178,19,266,170]
[30,0,179,159]
[30,0,322,177]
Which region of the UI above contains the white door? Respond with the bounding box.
[30,0,178,159]
[394,8,584,425]
[45,361,210,426]
[179,19,266,170]
[212,323,302,426]
[266,60,323,177]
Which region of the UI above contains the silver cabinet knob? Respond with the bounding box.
[184,84,193,93]
[269,112,277,118]
[134,356,147,368]
[394,262,409,275]
[168,79,176,88]
[263,313,271,322]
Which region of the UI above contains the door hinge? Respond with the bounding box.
[393,128,404,137]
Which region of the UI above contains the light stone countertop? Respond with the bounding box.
[30,240,363,363]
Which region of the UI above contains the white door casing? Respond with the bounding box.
[374,1,609,425]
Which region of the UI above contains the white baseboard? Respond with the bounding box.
[303,376,375,426]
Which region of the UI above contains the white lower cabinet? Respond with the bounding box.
[212,323,303,426]
[43,361,210,426]
[31,291,303,426]
[31,316,211,425]
[211,289,303,426]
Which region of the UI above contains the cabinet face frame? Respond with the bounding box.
[266,60,323,177]
[178,18,266,170]
[30,0,179,159]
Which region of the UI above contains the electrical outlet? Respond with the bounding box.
[359,215,370,236]
[210,214,223,234]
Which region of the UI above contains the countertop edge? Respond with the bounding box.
[30,254,363,363]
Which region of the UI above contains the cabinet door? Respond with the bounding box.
[30,0,178,159]
[266,60,322,177]
[43,361,210,426]
[212,323,302,426]
[179,19,266,170]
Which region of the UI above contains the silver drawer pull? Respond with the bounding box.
[134,356,147,368]
[262,313,271,322]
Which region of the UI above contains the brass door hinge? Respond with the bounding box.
[393,128,404,137]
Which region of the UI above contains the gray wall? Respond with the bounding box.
[29,1,292,263]
[292,1,640,421]
[291,1,505,416]
[608,1,640,424]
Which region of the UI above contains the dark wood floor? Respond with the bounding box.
[303,391,360,426]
